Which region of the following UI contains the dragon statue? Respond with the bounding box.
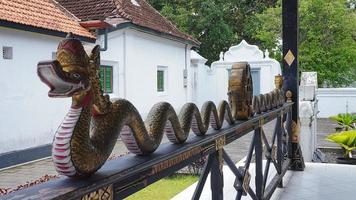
[37,34,284,178]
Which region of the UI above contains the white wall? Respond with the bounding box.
[126,29,189,116]
[101,28,191,117]
[317,88,356,118]
[0,27,71,154]
[98,30,124,99]
[190,51,218,108]
[0,26,193,154]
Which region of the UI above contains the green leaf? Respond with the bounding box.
[327,130,356,150]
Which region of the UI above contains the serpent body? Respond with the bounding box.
[38,35,238,177]
[53,94,233,176]
[38,34,283,177]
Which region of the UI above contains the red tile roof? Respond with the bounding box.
[0,0,95,39]
[57,0,199,45]
[55,0,117,21]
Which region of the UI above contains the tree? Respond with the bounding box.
[148,0,276,65]
[246,0,356,87]
[148,0,355,87]
[158,1,236,65]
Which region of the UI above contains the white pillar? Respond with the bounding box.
[299,72,318,161]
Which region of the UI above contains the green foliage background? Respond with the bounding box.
[247,0,356,87]
[148,0,356,87]
[148,0,276,65]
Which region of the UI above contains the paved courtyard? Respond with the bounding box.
[173,162,356,200]
[278,162,356,200]
[0,141,128,190]
[316,118,339,148]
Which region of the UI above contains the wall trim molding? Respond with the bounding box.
[317,88,356,97]
[0,144,52,169]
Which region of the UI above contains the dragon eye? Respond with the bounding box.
[71,73,81,79]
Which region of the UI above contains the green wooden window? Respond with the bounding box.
[157,70,164,92]
[99,65,113,93]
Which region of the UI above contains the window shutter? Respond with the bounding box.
[105,67,112,93]
[157,70,164,92]
[99,65,113,93]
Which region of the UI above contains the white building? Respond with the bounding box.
[0,0,198,167]
[0,0,97,167]
[58,0,200,117]
[98,28,194,116]
[0,0,281,168]
[207,40,282,104]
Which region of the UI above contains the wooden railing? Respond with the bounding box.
[3,103,293,200]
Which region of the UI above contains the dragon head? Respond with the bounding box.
[37,33,91,98]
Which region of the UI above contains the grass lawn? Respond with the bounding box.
[125,175,198,200]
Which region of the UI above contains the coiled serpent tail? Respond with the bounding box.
[118,100,234,155]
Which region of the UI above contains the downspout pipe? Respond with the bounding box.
[123,30,127,99]
[79,20,111,51]
[99,28,108,51]
[185,44,189,102]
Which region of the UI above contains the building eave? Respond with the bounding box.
[99,22,200,47]
[0,20,96,43]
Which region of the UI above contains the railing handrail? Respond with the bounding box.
[2,103,293,200]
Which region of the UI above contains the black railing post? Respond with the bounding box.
[276,116,283,187]
[210,146,224,200]
[282,0,305,171]
[192,156,213,200]
[255,127,263,199]
[286,110,293,159]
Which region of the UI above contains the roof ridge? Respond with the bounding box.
[53,0,199,44]
[113,0,132,20]
[141,0,180,31]
[50,0,95,38]
[50,0,81,22]
[105,0,121,19]
[139,0,197,41]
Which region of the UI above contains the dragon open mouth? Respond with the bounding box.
[37,61,88,97]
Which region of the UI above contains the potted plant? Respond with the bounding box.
[326,130,356,164]
[329,113,356,132]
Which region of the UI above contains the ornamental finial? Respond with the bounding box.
[274,74,283,90]
[286,90,293,103]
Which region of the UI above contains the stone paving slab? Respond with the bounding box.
[278,162,356,200]
[0,141,129,189]
[316,118,339,148]
[173,162,356,200]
